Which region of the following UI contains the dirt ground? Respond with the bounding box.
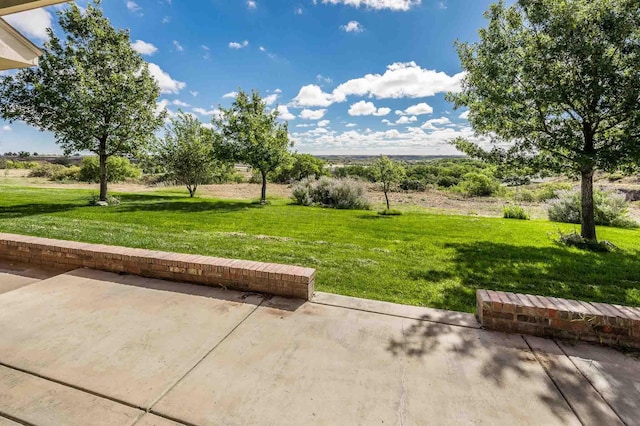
[2,168,640,220]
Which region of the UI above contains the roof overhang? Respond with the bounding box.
[0,17,42,70]
[0,0,68,16]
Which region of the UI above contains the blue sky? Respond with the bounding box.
[2,0,498,155]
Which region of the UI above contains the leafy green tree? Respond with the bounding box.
[156,112,225,197]
[371,155,405,210]
[0,1,163,201]
[448,0,640,241]
[214,90,291,204]
[271,153,328,183]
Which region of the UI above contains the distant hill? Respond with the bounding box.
[315,155,466,164]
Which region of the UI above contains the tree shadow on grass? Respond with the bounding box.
[0,203,80,219]
[114,199,264,214]
[116,193,192,203]
[440,241,640,311]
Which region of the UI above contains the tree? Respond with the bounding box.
[371,155,405,210]
[214,90,291,204]
[447,0,640,241]
[0,1,163,202]
[156,112,224,197]
[271,153,328,183]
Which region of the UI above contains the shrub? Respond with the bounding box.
[28,163,65,178]
[534,182,573,202]
[456,172,499,197]
[79,156,142,183]
[503,205,530,220]
[513,189,536,202]
[52,166,81,182]
[4,160,25,169]
[400,179,427,192]
[436,175,458,188]
[291,177,370,210]
[547,190,638,228]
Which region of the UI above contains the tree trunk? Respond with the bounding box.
[580,168,597,241]
[187,185,195,197]
[99,153,108,202]
[260,170,267,205]
[384,189,390,210]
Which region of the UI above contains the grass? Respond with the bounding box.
[1,185,639,313]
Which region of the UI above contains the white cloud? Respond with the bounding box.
[397,102,433,116]
[264,93,279,105]
[348,101,390,117]
[316,74,333,85]
[421,117,451,129]
[293,84,344,107]
[290,123,486,155]
[340,21,364,33]
[173,40,184,52]
[274,88,282,93]
[190,90,199,97]
[459,110,470,119]
[295,7,303,14]
[162,16,171,24]
[276,105,295,120]
[300,109,327,120]
[334,62,465,100]
[193,107,222,119]
[171,99,190,107]
[222,91,238,99]
[4,8,52,41]
[317,120,330,127]
[229,40,249,49]
[147,63,186,94]
[292,62,463,108]
[1,125,11,132]
[131,40,157,56]
[396,115,418,124]
[126,1,142,14]
[247,0,257,9]
[317,0,420,11]
[345,123,357,128]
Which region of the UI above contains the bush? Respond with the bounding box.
[400,179,427,192]
[28,163,65,178]
[79,156,142,183]
[513,189,536,202]
[52,166,81,182]
[534,183,573,202]
[456,172,499,197]
[436,175,458,188]
[547,190,638,228]
[503,205,530,220]
[292,177,370,210]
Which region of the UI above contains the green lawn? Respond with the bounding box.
[1,185,639,313]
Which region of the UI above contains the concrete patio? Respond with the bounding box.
[0,260,637,425]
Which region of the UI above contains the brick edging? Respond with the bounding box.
[0,233,315,300]
[477,289,640,349]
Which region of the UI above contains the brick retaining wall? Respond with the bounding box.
[0,233,315,300]
[477,289,640,349]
